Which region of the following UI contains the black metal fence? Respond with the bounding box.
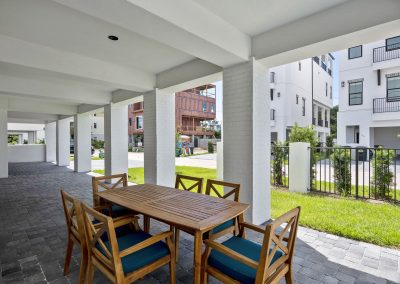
[310,146,400,203]
[271,145,289,188]
[373,98,400,113]
[373,43,400,63]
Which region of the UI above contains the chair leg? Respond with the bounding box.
[285,265,294,284]
[201,247,211,284]
[143,215,150,233]
[63,236,74,275]
[174,228,180,263]
[169,255,176,283]
[78,249,88,284]
[86,258,94,284]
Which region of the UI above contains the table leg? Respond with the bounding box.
[193,230,203,284]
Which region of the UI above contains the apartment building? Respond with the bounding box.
[270,54,334,144]
[337,36,400,148]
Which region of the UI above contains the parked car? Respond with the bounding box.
[70,144,95,155]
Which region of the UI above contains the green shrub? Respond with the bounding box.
[92,140,104,149]
[326,135,334,147]
[208,141,214,153]
[128,144,133,152]
[331,147,351,196]
[271,142,287,186]
[371,148,395,199]
[8,135,18,145]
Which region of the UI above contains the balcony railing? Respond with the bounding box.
[373,43,400,63]
[325,121,329,127]
[318,119,323,127]
[373,98,400,113]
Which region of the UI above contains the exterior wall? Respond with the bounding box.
[270,55,333,143]
[337,37,400,147]
[8,144,46,162]
[91,115,104,141]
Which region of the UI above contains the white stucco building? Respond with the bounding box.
[270,54,333,144]
[337,35,400,148]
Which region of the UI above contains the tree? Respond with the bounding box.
[371,148,395,199]
[288,124,318,147]
[330,105,338,138]
[8,135,18,145]
[331,147,351,196]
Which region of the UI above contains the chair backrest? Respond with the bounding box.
[60,189,86,248]
[256,207,301,283]
[92,173,128,207]
[81,202,122,276]
[175,174,203,193]
[205,179,240,201]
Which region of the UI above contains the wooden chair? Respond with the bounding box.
[81,202,176,284]
[173,174,203,261]
[60,189,89,284]
[92,174,131,218]
[202,207,301,284]
[205,179,241,240]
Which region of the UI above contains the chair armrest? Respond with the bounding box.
[113,215,139,229]
[239,222,267,234]
[93,204,112,212]
[119,230,173,258]
[204,240,259,269]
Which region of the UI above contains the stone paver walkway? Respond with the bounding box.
[0,162,399,283]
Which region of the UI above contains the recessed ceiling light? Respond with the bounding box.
[108,35,119,41]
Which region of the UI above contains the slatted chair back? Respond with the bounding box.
[81,203,121,278]
[92,173,128,207]
[205,179,240,201]
[60,189,86,247]
[175,174,203,193]
[256,206,301,283]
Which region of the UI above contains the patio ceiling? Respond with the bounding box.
[0,0,399,122]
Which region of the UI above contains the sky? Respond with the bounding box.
[213,52,340,123]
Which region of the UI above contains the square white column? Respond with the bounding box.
[144,89,175,187]
[74,114,92,172]
[0,103,8,178]
[56,118,70,166]
[45,122,57,162]
[104,104,128,176]
[223,58,270,224]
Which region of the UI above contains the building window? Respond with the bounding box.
[129,118,132,126]
[346,126,359,144]
[136,116,143,129]
[386,36,400,51]
[270,89,274,101]
[330,86,333,99]
[302,98,306,116]
[93,123,97,129]
[296,95,299,104]
[387,75,400,101]
[349,80,363,105]
[298,62,301,71]
[270,109,275,121]
[325,82,328,96]
[348,45,362,59]
[202,101,207,112]
[210,103,215,113]
[270,72,275,83]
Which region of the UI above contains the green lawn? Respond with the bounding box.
[94,166,400,247]
[70,155,103,161]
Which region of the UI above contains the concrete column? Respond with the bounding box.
[104,104,128,176]
[45,122,57,162]
[18,134,23,144]
[28,131,36,144]
[144,89,175,187]
[0,102,8,178]
[289,142,310,193]
[223,58,270,224]
[74,114,92,172]
[56,118,70,166]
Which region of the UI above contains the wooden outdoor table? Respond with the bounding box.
[96,183,249,284]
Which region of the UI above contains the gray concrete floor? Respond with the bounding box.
[0,162,399,283]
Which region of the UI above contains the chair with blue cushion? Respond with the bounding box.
[202,207,301,284]
[205,179,241,240]
[81,202,176,284]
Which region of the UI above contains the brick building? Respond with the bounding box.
[128,84,217,146]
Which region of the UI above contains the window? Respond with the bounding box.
[129,118,132,126]
[387,75,400,101]
[349,80,363,105]
[270,72,275,83]
[348,45,362,59]
[296,95,299,104]
[386,36,400,51]
[330,86,333,99]
[210,103,215,113]
[298,62,301,71]
[136,116,143,129]
[93,123,97,129]
[270,109,275,121]
[326,82,328,96]
[270,89,274,101]
[302,98,306,116]
[202,101,207,112]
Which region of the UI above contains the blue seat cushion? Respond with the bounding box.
[97,231,169,275]
[211,219,235,234]
[208,236,284,284]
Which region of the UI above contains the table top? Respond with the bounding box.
[97,183,249,232]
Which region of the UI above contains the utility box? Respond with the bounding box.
[289,142,310,193]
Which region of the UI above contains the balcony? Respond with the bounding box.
[325,120,329,127]
[177,125,214,136]
[318,119,323,127]
[373,97,400,113]
[373,44,400,63]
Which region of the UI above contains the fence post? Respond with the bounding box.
[289,142,310,193]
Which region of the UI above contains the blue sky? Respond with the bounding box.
[213,52,340,122]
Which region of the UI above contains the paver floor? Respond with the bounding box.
[0,162,399,283]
